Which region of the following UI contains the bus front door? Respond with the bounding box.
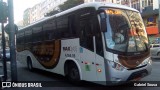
[79,19,98,81]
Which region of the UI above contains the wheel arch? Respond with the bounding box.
[64,58,82,80]
[157,51,160,56]
[26,55,33,66]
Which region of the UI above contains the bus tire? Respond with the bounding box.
[27,57,33,71]
[67,62,80,83]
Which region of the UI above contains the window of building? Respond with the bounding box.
[148,0,153,6]
[147,17,156,26]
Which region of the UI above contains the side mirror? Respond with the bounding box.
[96,10,107,32]
[101,18,107,32]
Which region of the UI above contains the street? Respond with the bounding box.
[141,59,160,81]
[0,58,160,90]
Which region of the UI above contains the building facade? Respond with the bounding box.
[140,0,159,43]
[23,0,67,26]
[120,0,159,43]
[23,8,31,26]
[84,0,119,3]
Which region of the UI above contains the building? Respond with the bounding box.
[158,0,160,43]
[140,0,159,43]
[23,8,31,26]
[30,3,42,23]
[84,0,119,3]
[121,0,159,43]
[23,0,67,26]
[16,20,24,30]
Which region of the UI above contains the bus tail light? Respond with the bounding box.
[108,61,125,71]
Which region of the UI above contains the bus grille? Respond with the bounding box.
[127,64,147,70]
[127,69,148,81]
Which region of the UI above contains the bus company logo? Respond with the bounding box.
[2,82,11,88]
[63,46,77,52]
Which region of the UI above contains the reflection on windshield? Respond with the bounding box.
[103,8,148,53]
[127,11,148,52]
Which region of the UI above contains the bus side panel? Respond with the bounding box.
[95,54,106,84]
[17,51,27,67]
[60,38,81,76]
[17,38,81,77]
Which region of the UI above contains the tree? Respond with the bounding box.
[45,10,60,17]
[59,0,84,11]
[45,0,84,16]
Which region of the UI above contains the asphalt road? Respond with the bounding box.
[141,59,160,81]
[0,58,160,90]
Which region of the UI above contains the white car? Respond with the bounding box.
[150,44,160,56]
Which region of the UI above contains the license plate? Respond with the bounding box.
[131,77,141,81]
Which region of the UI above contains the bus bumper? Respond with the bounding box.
[106,58,152,85]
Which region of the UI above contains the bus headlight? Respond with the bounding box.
[148,59,152,65]
[109,61,125,71]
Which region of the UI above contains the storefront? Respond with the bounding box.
[141,6,159,44]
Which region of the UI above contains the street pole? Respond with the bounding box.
[1,23,7,81]
[0,0,7,82]
[7,0,17,81]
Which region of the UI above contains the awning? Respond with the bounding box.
[141,6,159,17]
[146,26,159,35]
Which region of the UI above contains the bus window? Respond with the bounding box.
[57,17,69,39]
[32,26,43,42]
[43,21,56,40]
[24,28,32,50]
[95,32,103,56]
[17,31,25,51]
[80,19,94,52]
[25,28,32,43]
[68,15,77,38]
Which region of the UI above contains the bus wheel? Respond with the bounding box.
[68,62,80,83]
[27,57,33,71]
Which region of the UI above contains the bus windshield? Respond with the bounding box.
[101,8,149,54]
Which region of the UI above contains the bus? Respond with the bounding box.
[16,2,152,85]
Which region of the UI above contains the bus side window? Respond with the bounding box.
[17,31,25,51]
[57,17,69,39]
[80,19,94,52]
[32,26,43,42]
[94,16,104,56]
[43,21,56,40]
[95,32,104,56]
[68,15,77,38]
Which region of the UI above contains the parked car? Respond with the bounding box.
[0,49,10,61]
[150,44,160,56]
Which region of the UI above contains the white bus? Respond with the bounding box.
[16,2,152,85]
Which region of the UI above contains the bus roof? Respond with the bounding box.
[20,2,139,30]
[55,2,139,17]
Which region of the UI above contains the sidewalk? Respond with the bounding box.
[0,61,4,75]
[0,61,11,81]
